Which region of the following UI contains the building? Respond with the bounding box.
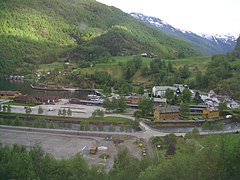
[0,91,22,99]
[152,86,176,98]
[152,84,191,98]
[202,108,219,119]
[154,106,180,120]
[227,100,239,109]
[33,94,59,104]
[125,94,142,104]
[189,104,208,114]
[14,95,32,103]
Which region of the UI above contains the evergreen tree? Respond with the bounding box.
[67,108,72,116]
[38,106,44,115]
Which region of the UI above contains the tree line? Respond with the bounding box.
[1,133,240,179]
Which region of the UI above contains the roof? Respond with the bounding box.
[14,95,31,102]
[153,86,176,91]
[153,98,167,103]
[125,95,141,100]
[156,106,180,113]
[33,94,59,102]
[0,91,20,96]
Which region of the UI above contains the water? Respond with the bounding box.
[0,80,88,99]
[151,123,240,133]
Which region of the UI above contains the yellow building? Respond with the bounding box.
[0,91,22,99]
[202,108,219,119]
[125,95,141,104]
[154,106,180,120]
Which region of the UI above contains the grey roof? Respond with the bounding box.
[156,106,180,113]
[153,86,176,91]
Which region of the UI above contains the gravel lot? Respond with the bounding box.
[0,129,141,169]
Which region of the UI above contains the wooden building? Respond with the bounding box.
[14,95,32,103]
[32,94,59,104]
[202,108,219,119]
[125,94,142,104]
[154,106,180,120]
[0,91,22,99]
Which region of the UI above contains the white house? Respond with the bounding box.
[227,100,239,109]
[152,86,176,98]
[152,84,191,98]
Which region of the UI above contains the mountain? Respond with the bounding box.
[234,36,240,57]
[131,12,236,55]
[0,0,199,77]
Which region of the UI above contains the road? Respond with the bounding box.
[2,99,240,158]
[1,122,240,159]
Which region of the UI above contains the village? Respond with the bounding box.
[0,83,239,121]
[1,82,240,168]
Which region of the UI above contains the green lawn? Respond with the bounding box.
[0,112,131,124]
[2,101,37,106]
[171,56,211,72]
[89,116,131,123]
[37,55,211,85]
[39,62,64,72]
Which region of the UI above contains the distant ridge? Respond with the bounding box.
[131,12,237,55]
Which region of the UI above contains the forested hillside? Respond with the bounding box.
[234,36,240,57]
[0,0,199,77]
[193,35,240,100]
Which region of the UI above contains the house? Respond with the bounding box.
[152,86,176,98]
[154,106,180,120]
[189,104,208,114]
[153,98,167,106]
[141,53,148,57]
[173,84,188,94]
[0,91,22,99]
[125,94,142,104]
[202,108,219,119]
[152,84,191,98]
[227,100,239,109]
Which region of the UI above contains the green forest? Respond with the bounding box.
[0,0,199,76]
[1,133,240,180]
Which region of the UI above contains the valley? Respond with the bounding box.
[0,0,240,179]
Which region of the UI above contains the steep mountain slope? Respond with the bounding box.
[0,0,199,76]
[234,36,240,57]
[131,13,236,55]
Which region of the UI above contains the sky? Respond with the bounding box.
[96,0,240,37]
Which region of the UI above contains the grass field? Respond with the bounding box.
[79,55,210,78]
[0,112,132,124]
[37,55,211,85]
[39,62,64,72]
[171,56,210,72]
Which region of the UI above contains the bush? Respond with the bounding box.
[99,153,110,159]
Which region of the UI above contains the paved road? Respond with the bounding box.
[2,99,240,158]
[1,123,240,158]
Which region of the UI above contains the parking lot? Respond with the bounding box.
[0,129,142,169]
[9,99,105,118]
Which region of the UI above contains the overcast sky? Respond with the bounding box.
[97,0,240,37]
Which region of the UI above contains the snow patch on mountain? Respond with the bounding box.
[131,12,236,55]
